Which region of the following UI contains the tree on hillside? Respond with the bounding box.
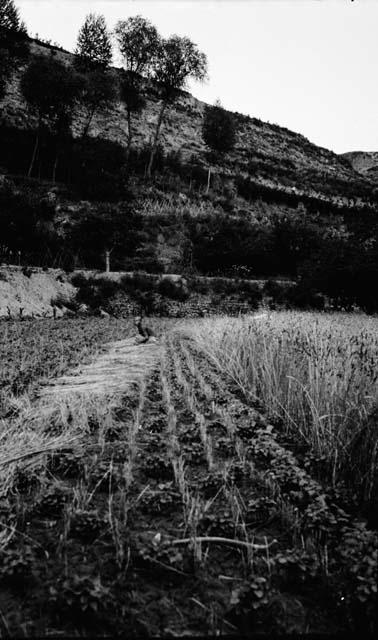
[0,0,28,100]
[147,35,208,178]
[21,55,81,179]
[79,69,117,137]
[0,0,24,30]
[75,13,112,68]
[114,16,160,156]
[74,14,115,138]
[202,99,237,192]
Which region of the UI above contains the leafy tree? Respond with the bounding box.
[78,68,116,138]
[202,99,236,154]
[75,13,112,69]
[114,15,160,155]
[0,0,28,99]
[20,55,80,178]
[147,35,208,177]
[202,99,237,191]
[0,0,24,30]
[74,14,115,138]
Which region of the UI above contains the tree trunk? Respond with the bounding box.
[206,166,212,193]
[105,249,110,273]
[147,100,167,179]
[28,127,39,178]
[82,106,96,138]
[52,152,58,183]
[126,108,132,159]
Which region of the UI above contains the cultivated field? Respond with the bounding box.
[0,312,377,636]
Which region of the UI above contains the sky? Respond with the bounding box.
[16,0,378,154]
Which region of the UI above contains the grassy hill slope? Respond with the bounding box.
[0,40,374,204]
[1,39,378,312]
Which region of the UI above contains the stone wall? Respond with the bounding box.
[106,291,256,319]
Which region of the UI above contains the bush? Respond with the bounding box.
[70,273,88,289]
[73,276,120,310]
[119,272,156,294]
[49,575,115,627]
[51,292,78,312]
[287,284,325,310]
[263,279,288,305]
[158,277,189,301]
[187,277,210,295]
[242,282,263,308]
[210,277,230,295]
[262,280,323,310]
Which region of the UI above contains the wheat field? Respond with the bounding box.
[187,311,378,502]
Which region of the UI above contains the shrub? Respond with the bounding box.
[158,277,189,301]
[119,272,156,295]
[49,575,115,627]
[73,276,120,310]
[187,277,210,295]
[51,292,77,311]
[0,546,35,588]
[242,282,263,309]
[22,266,33,278]
[70,273,88,289]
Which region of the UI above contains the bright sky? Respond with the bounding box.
[16,0,377,154]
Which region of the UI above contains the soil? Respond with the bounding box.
[0,266,75,318]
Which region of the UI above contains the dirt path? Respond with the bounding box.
[40,337,162,397]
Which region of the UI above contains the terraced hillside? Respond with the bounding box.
[1,39,374,204]
[342,151,378,181]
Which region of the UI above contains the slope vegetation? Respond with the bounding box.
[1,40,374,203]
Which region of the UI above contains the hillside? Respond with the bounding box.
[1,39,378,312]
[0,40,375,205]
[342,151,378,182]
[0,265,75,317]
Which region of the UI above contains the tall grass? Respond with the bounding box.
[188,311,378,502]
[0,390,126,498]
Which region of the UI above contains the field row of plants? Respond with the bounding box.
[187,312,378,521]
[0,313,376,635]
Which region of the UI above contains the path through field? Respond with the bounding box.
[0,319,376,637]
[40,337,162,397]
